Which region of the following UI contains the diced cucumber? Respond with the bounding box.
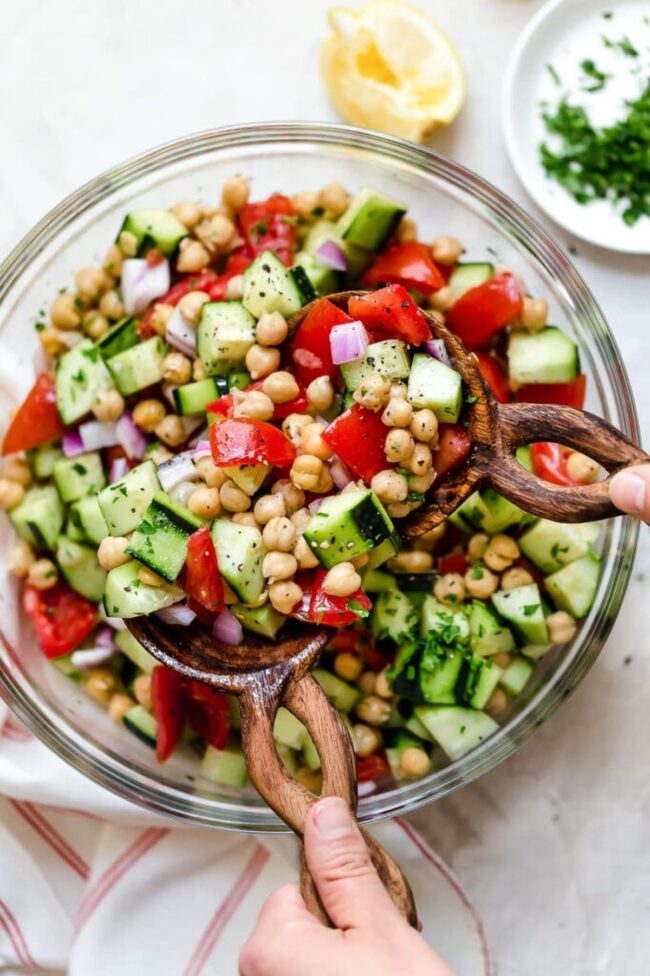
[370,588,416,643]
[545,552,601,619]
[9,485,64,551]
[64,514,86,543]
[126,491,203,582]
[301,733,321,772]
[507,327,580,384]
[30,444,63,480]
[521,643,552,661]
[446,263,494,305]
[336,187,406,251]
[469,600,515,656]
[53,452,105,503]
[418,650,464,705]
[404,713,434,742]
[242,251,306,319]
[173,378,220,416]
[500,656,534,697]
[362,567,396,593]
[223,463,270,497]
[274,708,308,751]
[211,519,265,604]
[293,251,340,296]
[231,602,285,639]
[56,535,106,602]
[407,353,463,423]
[340,340,411,392]
[123,704,157,746]
[313,669,361,713]
[456,488,526,534]
[103,560,181,618]
[459,654,503,710]
[389,638,420,700]
[277,743,300,774]
[118,209,187,255]
[492,583,549,645]
[420,596,470,643]
[55,339,115,424]
[98,459,161,536]
[516,445,533,472]
[414,705,499,760]
[115,628,157,673]
[519,519,601,575]
[303,487,398,570]
[95,316,138,359]
[288,265,317,305]
[197,301,256,376]
[200,741,248,787]
[51,653,83,683]
[107,336,166,395]
[69,494,109,545]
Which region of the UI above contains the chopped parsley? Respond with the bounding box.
[546,63,562,86]
[602,34,639,57]
[347,598,369,619]
[580,59,610,92]
[523,603,540,617]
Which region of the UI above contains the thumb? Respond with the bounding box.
[610,466,650,523]
[303,796,401,931]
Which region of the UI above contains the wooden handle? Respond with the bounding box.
[238,673,417,928]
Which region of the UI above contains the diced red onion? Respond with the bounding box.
[116,411,148,460]
[62,431,85,457]
[155,605,197,626]
[212,609,243,646]
[330,320,369,365]
[157,452,198,492]
[315,239,347,272]
[308,497,325,515]
[71,646,115,670]
[423,339,451,368]
[165,306,197,356]
[330,456,353,490]
[109,456,129,483]
[79,420,119,452]
[193,439,212,459]
[357,780,378,797]
[95,626,116,649]
[121,257,170,315]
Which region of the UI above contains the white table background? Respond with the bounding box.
[1,1,648,972]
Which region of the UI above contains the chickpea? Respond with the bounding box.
[299,422,332,462]
[0,478,24,511]
[7,539,35,577]
[220,480,251,513]
[384,428,414,464]
[233,390,274,421]
[464,563,499,600]
[501,566,534,591]
[390,381,408,399]
[133,399,166,433]
[176,238,211,273]
[262,516,296,552]
[295,766,323,794]
[103,244,123,278]
[371,469,408,504]
[177,290,209,324]
[306,375,335,413]
[322,562,361,598]
[75,267,109,304]
[205,213,237,251]
[353,372,391,411]
[414,523,446,551]
[290,455,323,491]
[99,289,125,321]
[117,230,138,257]
[406,443,433,476]
[427,286,454,313]
[566,452,600,485]
[483,534,520,572]
[171,200,202,229]
[332,652,364,684]
[520,296,548,332]
[271,478,305,515]
[254,493,286,525]
[225,274,244,301]
[255,310,288,347]
[39,326,75,358]
[352,723,382,758]
[357,671,377,695]
[374,668,393,700]
[97,536,131,571]
[84,668,117,704]
[434,572,466,605]
[84,311,110,340]
[293,534,320,570]
[27,558,58,590]
[263,370,300,405]
[431,235,463,266]
[312,465,334,494]
[410,409,439,443]
[155,414,186,448]
[467,532,489,563]
[355,695,392,726]
[400,747,431,779]
[245,344,281,381]
[193,358,207,381]
[292,191,319,219]
[232,512,259,528]
[547,610,578,645]
[290,507,312,532]
[486,688,508,718]
[262,551,298,582]
[282,412,313,444]
[91,388,125,423]
[148,303,174,336]
[391,550,433,573]
[317,181,348,216]
[409,469,436,494]
[382,397,413,428]
[192,457,224,490]
[492,652,512,669]
[133,673,152,709]
[222,175,250,212]
[161,351,192,385]
[50,293,82,331]
[3,457,31,488]
[188,487,221,520]
[108,693,136,724]
[387,501,416,519]
[268,580,303,615]
[396,217,418,243]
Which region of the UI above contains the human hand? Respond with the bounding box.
[610,466,650,523]
[239,796,455,976]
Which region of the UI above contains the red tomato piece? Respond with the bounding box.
[530,442,579,486]
[328,628,388,672]
[209,418,296,467]
[322,405,390,485]
[23,582,97,659]
[185,680,230,751]
[206,381,309,422]
[437,551,469,575]
[446,274,523,349]
[357,752,390,783]
[348,284,430,346]
[238,193,296,265]
[515,375,587,410]
[151,665,187,763]
[475,352,511,404]
[431,425,472,479]
[184,527,224,612]
[309,569,372,628]
[291,297,353,386]
[362,242,446,295]
[3,374,67,455]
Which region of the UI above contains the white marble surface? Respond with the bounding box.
[0,1,648,972]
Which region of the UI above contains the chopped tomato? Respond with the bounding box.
[310,569,372,628]
[291,297,353,386]
[438,551,469,575]
[431,425,472,479]
[151,665,186,763]
[475,352,511,404]
[322,405,389,485]
[238,193,296,265]
[348,284,430,346]
[209,418,296,467]
[328,628,388,672]
[357,752,390,783]
[530,442,579,486]
[2,374,67,455]
[185,680,230,751]
[206,380,309,422]
[23,582,97,659]
[184,527,224,612]
[446,274,522,349]
[515,375,587,410]
[361,242,446,295]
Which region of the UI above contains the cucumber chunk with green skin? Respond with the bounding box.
[103,560,181,618]
[507,326,580,384]
[446,262,494,305]
[200,741,248,787]
[458,653,503,710]
[173,378,220,415]
[29,444,63,480]
[118,209,187,256]
[274,708,308,750]
[223,463,271,497]
[53,452,105,503]
[55,339,115,424]
[293,251,340,296]
[123,704,157,746]
[545,552,601,619]
[197,301,257,376]
[303,487,398,570]
[404,713,434,742]
[456,488,526,534]
[69,494,109,545]
[107,336,166,396]
[407,353,463,423]
[56,536,107,602]
[95,316,139,359]
[312,669,361,713]
[491,583,549,645]
[419,650,464,705]
[521,643,552,662]
[115,629,157,673]
[51,654,83,683]
[340,340,411,392]
[500,656,534,696]
[362,567,396,593]
[98,459,161,536]
[242,251,307,319]
[231,602,285,639]
[126,492,203,583]
[288,265,317,304]
[302,733,322,772]
[371,588,416,643]
[336,187,406,251]
[9,485,64,551]
[211,519,265,604]
[420,596,470,643]
[469,600,516,656]
[64,514,86,543]
[414,705,499,761]
[519,519,601,575]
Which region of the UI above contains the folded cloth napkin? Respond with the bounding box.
[0,701,491,976]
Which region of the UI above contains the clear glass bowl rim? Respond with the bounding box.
[0,121,639,831]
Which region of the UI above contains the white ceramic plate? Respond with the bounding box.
[503,0,650,253]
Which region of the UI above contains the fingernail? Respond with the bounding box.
[313,797,353,839]
[610,470,646,517]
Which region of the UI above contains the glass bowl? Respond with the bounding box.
[0,122,639,831]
